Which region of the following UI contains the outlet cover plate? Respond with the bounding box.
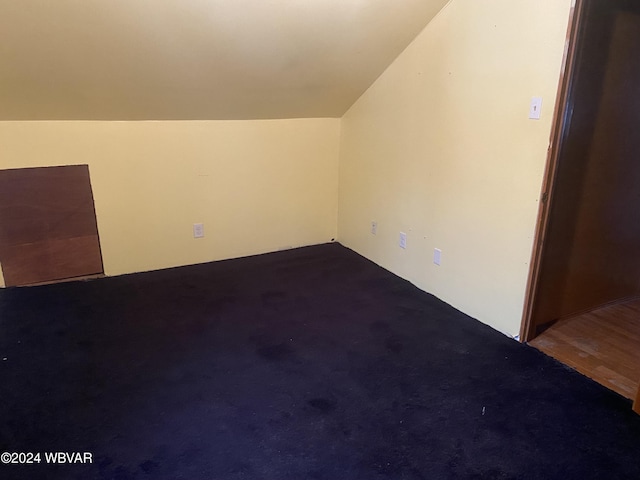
[529,97,542,119]
[434,248,441,265]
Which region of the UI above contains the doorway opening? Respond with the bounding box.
[521,0,640,412]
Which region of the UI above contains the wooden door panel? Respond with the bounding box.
[0,167,98,243]
[0,209,97,246]
[1,236,103,286]
[0,165,103,286]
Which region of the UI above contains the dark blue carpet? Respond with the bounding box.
[0,243,639,479]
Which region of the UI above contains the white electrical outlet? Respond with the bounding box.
[371,221,378,235]
[399,232,407,249]
[433,248,442,265]
[193,223,204,238]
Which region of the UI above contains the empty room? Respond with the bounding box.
[1,1,639,479]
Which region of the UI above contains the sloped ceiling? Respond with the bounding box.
[0,0,449,120]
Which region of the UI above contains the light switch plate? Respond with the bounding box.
[529,97,542,120]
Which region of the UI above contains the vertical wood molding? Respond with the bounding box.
[520,0,584,342]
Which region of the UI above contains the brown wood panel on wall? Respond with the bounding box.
[527,1,640,336]
[0,165,103,286]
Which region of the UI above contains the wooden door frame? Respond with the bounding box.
[520,0,585,342]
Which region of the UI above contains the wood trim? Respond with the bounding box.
[634,385,640,414]
[519,0,585,342]
[20,273,105,288]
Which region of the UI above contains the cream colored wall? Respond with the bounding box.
[0,0,572,339]
[0,119,340,282]
[338,0,572,336]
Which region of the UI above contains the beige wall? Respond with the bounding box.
[0,119,340,283]
[0,0,573,338]
[338,0,572,336]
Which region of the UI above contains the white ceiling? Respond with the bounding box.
[0,0,449,120]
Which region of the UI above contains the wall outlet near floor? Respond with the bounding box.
[433,248,442,265]
[193,223,204,238]
[399,232,407,249]
[371,221,378,235]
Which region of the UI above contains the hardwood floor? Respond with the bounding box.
[529,298,640,400]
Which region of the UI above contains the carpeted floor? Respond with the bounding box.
[1,243,639,479]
